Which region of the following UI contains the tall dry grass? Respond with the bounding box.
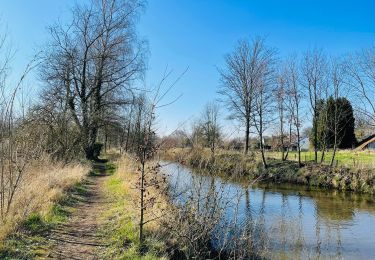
[0,155,89,240]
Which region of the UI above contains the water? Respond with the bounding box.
[162,162,375,259]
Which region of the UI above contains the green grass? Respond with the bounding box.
[266,150,375,168]
[22,213,48,234]
[101,165,166,259]
[169,147,375,168]
[0,232,49,259]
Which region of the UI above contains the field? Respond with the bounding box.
[266,150,375,169]
[166,147,375,169]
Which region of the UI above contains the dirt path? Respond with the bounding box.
[46,171,110,259]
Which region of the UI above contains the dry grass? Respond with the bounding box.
[0,156,89,240]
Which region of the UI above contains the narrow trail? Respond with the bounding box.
[46,164,110,259]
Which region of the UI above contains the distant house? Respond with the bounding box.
[268,135,309,152]
[300,138,310,151]
[269,135,299,151]
[356,134,375,150]
[251,137,272,150]
[288,143,299,151]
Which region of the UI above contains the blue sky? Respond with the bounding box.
[2,0,375,136]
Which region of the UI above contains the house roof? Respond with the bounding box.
[356,135,375,150]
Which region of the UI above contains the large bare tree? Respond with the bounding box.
[40,0,146,159]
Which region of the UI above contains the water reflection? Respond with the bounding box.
[163,162,375,259]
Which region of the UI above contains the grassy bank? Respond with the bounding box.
[267,150,375,169]
[163,148,375,194]
[100,155,168,259]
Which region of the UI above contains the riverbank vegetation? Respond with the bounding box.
[102,154,273,259]
[163,148,375,194]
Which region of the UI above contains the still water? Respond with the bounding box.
[162,162,375,259]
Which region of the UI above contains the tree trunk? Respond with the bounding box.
[104,128,108,154]
[125,122,131,152]
[297,125,301,167]
[139,154,145,250]
[330,143,337,167]
[259,116,267,169]
[260,144,267,169]
[320,150,325,163]
[280,107,285,161]
[244,117,250,155]
[313,109,318,163]
[84,127,99,160]
[284,121,292,161]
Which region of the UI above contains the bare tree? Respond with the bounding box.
[218,38,271,155]
[285,56,303,167]
[199,102,221,157]
[275,67,288,161]
[252,43,277,169]
[130,68,186,251]
[301,48,327,163]
[253,82,275,169]
[329,58,345,166]
[121,94,136,153]
[134,96,155,249]
[318,96,329,163]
